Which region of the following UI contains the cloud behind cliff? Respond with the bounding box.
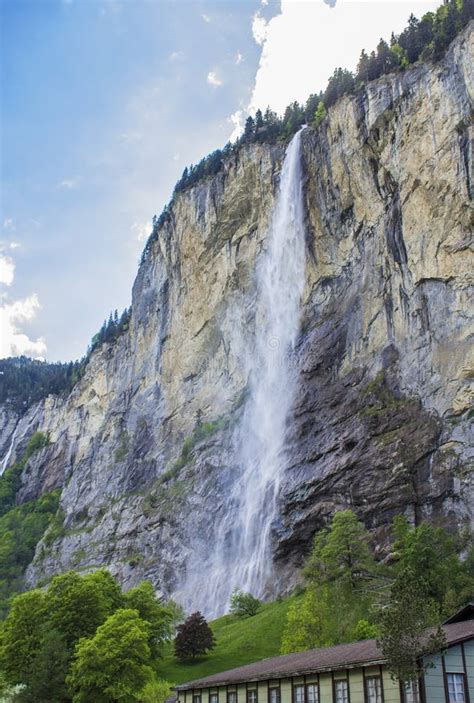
[246,0,439,117]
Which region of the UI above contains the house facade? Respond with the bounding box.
[175,617,474,703]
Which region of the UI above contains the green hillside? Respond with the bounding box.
[158,594,303,685]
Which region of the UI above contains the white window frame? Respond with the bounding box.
[446,672,466,703]
[334,679,349,703]
[365,676,383,703]
[402,679,420,703]
[293,685,304,703]
[306,683,319,703]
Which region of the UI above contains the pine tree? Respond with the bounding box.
[243,116,255,142]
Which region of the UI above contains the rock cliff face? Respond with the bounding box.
[1,26,473,612]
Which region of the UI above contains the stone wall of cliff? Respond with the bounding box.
[0,24,472,608]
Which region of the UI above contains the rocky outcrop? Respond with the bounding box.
[1,25,472,607]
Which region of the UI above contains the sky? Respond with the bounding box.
[0,0,438,362]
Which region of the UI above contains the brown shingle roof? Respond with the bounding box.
[176,620,474,690]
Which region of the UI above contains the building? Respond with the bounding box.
[175,611,474,703]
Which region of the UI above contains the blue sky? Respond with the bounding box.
[1,0,438,362]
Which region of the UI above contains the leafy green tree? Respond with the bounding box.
[21,628,70,703]
[229,589,261,618]
[353,619,379,640]
[67,608,153,703]
[124,581,173,658]
[377,568,446,683]
[304,510,377,592]
[391,516,472,611]
[313,101,327,127]
[140,676,173,703]
[389,43,409,70]
[0,589,48,686]
[174,611,215,661]
[47,570,119,651]
[281,586,332,653]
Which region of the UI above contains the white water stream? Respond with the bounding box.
[0,425,19,476]
[180,128,307,617]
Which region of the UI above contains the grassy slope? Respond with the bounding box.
[158,594,303,685]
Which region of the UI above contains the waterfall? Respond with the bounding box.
[0,425,19,477]
[179,128,306,617]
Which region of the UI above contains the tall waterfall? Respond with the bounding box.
[0,425,18,477]
[181,128,306,617]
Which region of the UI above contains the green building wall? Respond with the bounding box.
[177,639,473,703]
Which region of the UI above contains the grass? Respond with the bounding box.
[157,593,304,685]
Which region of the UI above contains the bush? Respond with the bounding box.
[229,589,261,618]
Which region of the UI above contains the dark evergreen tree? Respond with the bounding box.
[243,115,255,141]
[356,49,370,83]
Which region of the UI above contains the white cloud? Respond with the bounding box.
[9,242,20,250]
[244,0,439,118]
[0,294,46,359]
[201,13,211,23]
[207,71,223,87]
[235,52,244,65]
[131,220,151,243]
[0,256,15,286]
[0,250,46,359]
[57,177,80,190]
[169,50,184,62]
[3,218,14,230]
[229,109,245,142]
[252,12,269,45]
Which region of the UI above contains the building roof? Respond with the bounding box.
[176,620,474,690]
[443,603,474,625]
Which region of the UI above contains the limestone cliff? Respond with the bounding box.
[1,25,472,611]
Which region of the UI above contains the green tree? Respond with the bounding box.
[313,101,327,127]
[174,611,215,661]
[124,581,173,658]
[67,608,153,703]
[377,568,446,683]
[0,589,47,686]
[304,510,377,592]
[21,628,70,703]
[229,589,261,618]
[47,570,119,651]
[353,619,379,640]
[281,586,333,653]
[140,676,173,703]
[243,116,255,142]
[392,516,472,611]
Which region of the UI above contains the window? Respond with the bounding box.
[403,680,420,703]
[269,687,280,703]
[365,676,383,703]
[447,673,466,702]
[306,684,318,703]
[247,691,257,703]
[210,695,218,703]
[294,686,304,703]
[227,693,237,703]
[334,680,349,703]
[193,696,201,703]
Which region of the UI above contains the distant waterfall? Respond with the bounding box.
[180,128,306,617]
[0,425,19,476]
